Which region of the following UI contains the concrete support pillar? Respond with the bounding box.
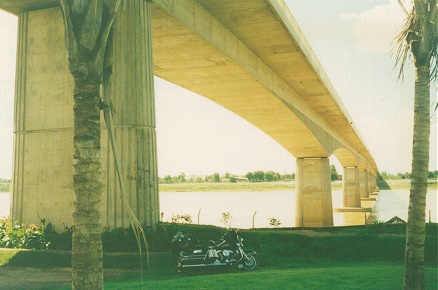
[342,167,360,207]
[367,172,373,194]
[11,8,75,229]
[295,158,333,227]
[359,170,369,199]
[370,173,376,191]
[11,1,159,231]
[367,173,371,192]
[101,0,159,228]
[372,174,376,191]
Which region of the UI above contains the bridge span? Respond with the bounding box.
[0,0,378,229]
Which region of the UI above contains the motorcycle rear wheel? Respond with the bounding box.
[242,254,257,271]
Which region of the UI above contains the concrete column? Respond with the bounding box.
[374,175,378,191]
[372,173,376,191]
[371,173,376,191]
[342,167,360,207]
[11,8,75,229]
[367,172,373,194]
[11,1,159,231]
[102,0,159,228]
[295,158,333,227]
[359,170,369,199]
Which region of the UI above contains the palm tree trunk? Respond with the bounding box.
[59,1,122,288]
[71,82,103,290]
[404,65,430,290]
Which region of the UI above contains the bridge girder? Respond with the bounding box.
[151,0,378,173]
[0,0,378,174]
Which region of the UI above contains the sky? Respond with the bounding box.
[0,0,437,179]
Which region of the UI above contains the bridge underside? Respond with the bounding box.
[0,0,378,171]
[151,0,377,172]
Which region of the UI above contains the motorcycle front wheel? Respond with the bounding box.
[242,254,257,271]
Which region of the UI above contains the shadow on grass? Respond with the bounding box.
[0,249,184,281]
[1,250,71,268]
[377,179,391,189]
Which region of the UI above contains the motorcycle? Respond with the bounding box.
[171,229,257,272]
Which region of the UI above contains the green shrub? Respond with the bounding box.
[170,214,192,224]
[102,226,142,252]
[268,217,282,227]
[44,223,73,251]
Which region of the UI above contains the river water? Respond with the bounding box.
[0,189,436,228]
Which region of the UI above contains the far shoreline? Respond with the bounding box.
[159,179,437,192]
[0,179,436,193]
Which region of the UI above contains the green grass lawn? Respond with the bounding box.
[1,248,436,289]
[101,263,438,290]
[1,224,437,289]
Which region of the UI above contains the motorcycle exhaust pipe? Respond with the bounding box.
[181,264,208,268]
[181,262,228,268]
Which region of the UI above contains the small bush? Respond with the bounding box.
[0,218,47,250]
[268,217,282,228]
[220,212,233,229]
[171,214,192,224]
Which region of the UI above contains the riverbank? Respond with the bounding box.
[1,179,436,193]
[378,179,437,189]
[159,181,297,192]
[0,182,9,192]
[159,179,437,192]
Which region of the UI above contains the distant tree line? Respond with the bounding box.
[379,171,437,180]
[0,179,11,192]
[245,171,295,182]
[158,167,438,184]
[159,171,296,184]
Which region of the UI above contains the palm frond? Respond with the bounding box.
[393,0,438,82]
[392,7,418,81]
[397,0,410,15]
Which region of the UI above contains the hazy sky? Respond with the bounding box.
[0,0,437,179]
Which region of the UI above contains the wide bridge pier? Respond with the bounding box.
[8,1,159,230]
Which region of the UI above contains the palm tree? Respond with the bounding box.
[394,0,437,289]
[59,1,121,288]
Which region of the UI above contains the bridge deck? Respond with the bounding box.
[0,0,378,172]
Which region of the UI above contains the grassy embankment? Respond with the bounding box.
[0,181,9,192]
[159,178,437,192]
[1,178,436,193]
[1,223,437,289]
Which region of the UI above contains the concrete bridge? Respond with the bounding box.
[0,0,378,230]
